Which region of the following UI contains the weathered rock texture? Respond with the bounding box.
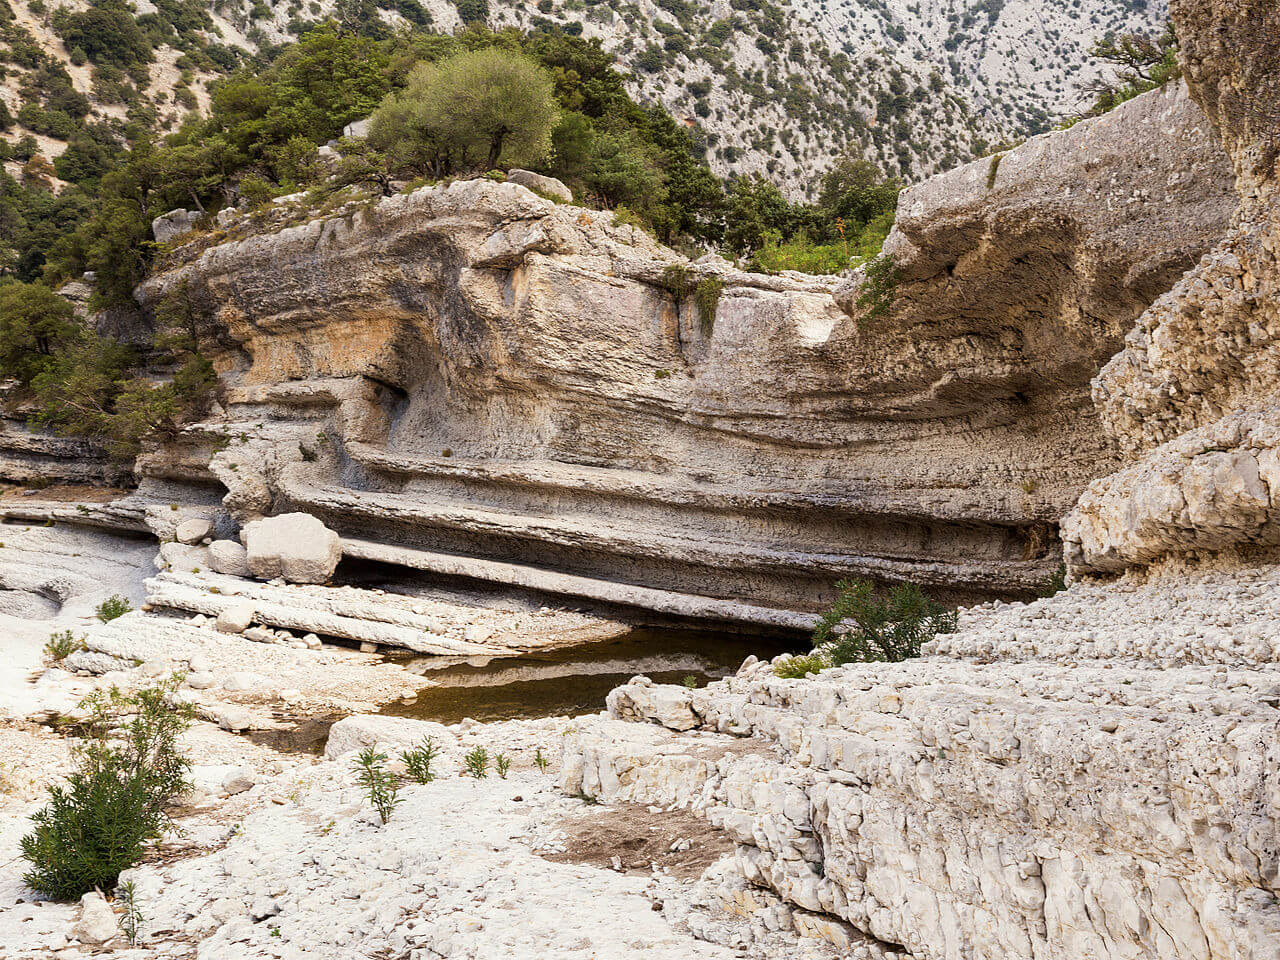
[1064,0,1280,574]
[564,552,1280,960]
[118,88,1232,619]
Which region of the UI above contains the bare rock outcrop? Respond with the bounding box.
[1064,0,1280,574]
[124,92,1231,617]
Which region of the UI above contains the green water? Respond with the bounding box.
[378,627,802,724]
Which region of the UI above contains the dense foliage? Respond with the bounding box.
[1,23,901,454]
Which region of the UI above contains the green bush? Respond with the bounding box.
[855,253,899,327]
[400,737,439,783]
[22,680,193,900]
[353,747,400,824]
[96,595,131,621]
[43,630,84,661]
[464,746,489,778]
[774,579,956,678]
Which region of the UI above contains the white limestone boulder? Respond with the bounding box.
[507,169,572,203]
[209,539,249,576]
[73,891,116,945]
[175,517,213,545]
[241,513,342,584]
[215,599,256,633]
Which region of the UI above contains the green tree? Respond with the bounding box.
[0,281,78,384]
[55,1,152,68]
[384,48,558,171]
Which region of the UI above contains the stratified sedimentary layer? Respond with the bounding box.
[121,85,1232,613]
[565,558,1280,960]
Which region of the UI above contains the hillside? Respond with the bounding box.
[2,0,1165,195]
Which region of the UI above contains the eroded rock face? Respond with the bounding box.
[130,95,1231,612]
[1064,0,1280,574]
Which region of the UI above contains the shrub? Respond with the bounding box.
[693,277,722,336]
[494,753,510,778]
[855,253,899,327]
[22,680,193,899]
[43,630,84,661]
[400,737,439,784]
[774,579,956,678]
[772,653,826,679]
[464,746,489,778]
[352,748,400,824]
[96,595,131,622]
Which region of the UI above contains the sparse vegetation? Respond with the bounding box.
[95,595,131,622]
[118,880,144,946]
[353,747,401,824]
[464,745,489,778]
[534,746,549,773]
[21,679,194,899]
[855,253,900,327]
[43,630,84,661]
[774,579,957,678]
[494,752,510,778]
[400,737,439,783]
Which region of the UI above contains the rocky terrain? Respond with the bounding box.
[0,0,1278,957]
[1,0,1167,193]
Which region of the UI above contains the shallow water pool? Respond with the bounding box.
[379,627,804,724]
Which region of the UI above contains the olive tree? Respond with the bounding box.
[370,48,557,174]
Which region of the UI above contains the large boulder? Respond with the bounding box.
[507,169,572,203]
[208,539,249,576]
[152,208,199,244]
[241,512,342,584]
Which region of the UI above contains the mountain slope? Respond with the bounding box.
[1,0,1166,196]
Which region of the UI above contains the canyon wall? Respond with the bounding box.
[1062,0,1280,574]
[559,8,1280,960]
[112,82,1233,620]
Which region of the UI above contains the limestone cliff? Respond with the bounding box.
[115,85,1232,621]
[1063,0,1280,574]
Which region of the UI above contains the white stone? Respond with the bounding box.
[72,891,116,945]
[242,513,342,584]
[176,517,213,545]
[209,540,250,577]
[216,601,256,634]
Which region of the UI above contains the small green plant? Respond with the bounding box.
[660,263,693,301]
[118,880,144,946]
[1037,563,1068,598]
[400,737,439,784]
[352,748,400,825]
[855,254,899,328]
[681,675,698,689]
[96,595,131,622]
[270,926,281,938]
[986,152,1004,189]
[693,277,723,336]
[534,746,549,773]
[494,753,510,778]
[22,679,194,900]
[464,746,489,779]
[772,653,828,679]
[44,630,84,661]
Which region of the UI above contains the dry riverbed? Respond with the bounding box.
[0,522,839,959]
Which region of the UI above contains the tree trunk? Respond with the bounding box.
[187,187,206,215]
[487,128,508,170]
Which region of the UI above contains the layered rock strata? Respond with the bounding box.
[563,556,1280,960]
[115,83,1233,618]
[1064,0,1280,574]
